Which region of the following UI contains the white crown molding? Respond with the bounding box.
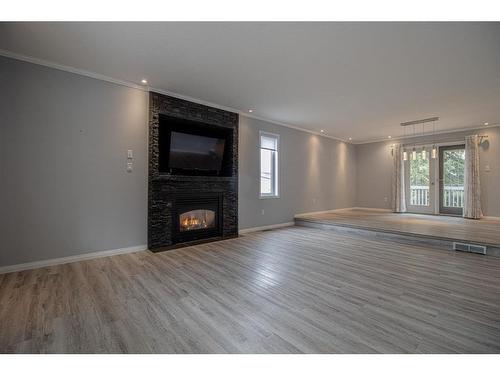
[3,48,495,146]
[0,49,348,143]
[149,86,347,142]
[0,245,147,275]
[0,48,148,91]
[239,113,347,143]
[353,123,500,145]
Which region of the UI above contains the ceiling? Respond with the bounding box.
[1,22,499,143]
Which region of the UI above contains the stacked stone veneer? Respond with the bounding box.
[148,92,239,250]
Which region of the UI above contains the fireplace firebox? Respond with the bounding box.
[172,192,223,244]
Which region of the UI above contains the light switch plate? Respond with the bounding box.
[127,150,133,159]
[485,165,491,172]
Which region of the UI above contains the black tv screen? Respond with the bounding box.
[168,131,226,172]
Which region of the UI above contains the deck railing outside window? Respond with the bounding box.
[442,186,464,208]
[410,186,464,207]
[410,185,430,206]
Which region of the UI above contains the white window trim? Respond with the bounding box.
[259,131,280,199]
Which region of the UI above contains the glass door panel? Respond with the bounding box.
[405,148,435,214]
[439,145,465,215]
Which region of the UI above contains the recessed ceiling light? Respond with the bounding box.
[348,137,352,141]
[484,122,489,126]
[320,129,325,133]
[141,79,148,85]
[388,135,392,139]
[248,109,253,113]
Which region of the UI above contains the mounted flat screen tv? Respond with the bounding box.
[168,131,226,173]
[158,114,233,176]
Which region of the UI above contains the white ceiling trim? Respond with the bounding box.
[353,122,500,145]
[149,86,347,142]
[3,47,495,146]
[0,48,147,91]
[0,48,347,143]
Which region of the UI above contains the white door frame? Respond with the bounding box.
[404,147,436,214]
[404,141,465,215]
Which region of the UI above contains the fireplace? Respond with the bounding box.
[172,192,223,244]
[148,92,238,251]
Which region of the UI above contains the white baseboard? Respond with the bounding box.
[0,245,147,275]
[294,207,359,218]
[350,207,392,212]
[296,206,500,219]
[239,222,295,234]
[356,208,500,218]
[482,215,500,220]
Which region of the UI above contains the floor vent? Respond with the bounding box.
[469,244,487,255]
[453,242,487,255]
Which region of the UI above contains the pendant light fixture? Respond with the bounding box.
[431,120,437,159]
[411,124,417,160]
[420,123,427,159]
[399,117,440,161]
[402,124,408,161]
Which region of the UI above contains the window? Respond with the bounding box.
[260,132,279,198]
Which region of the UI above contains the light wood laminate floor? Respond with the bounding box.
[296,208,500,247]
[1,226,500,353]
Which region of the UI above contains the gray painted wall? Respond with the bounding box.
[239,116,356,229]
[1,57,149,267]
[356,128,500,216]
[5,54,496,269]
[0,57,357,267]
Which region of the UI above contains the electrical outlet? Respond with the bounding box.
[384,197,388,202]
[312,198,317,205]
[485,165,491,172]
[126,162,133,173]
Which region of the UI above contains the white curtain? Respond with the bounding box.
[391,144,406,213]
[463,135,482,219]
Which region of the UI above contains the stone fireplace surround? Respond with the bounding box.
[148,92,239,251]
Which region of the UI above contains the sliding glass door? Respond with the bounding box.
[439,145,465,216]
